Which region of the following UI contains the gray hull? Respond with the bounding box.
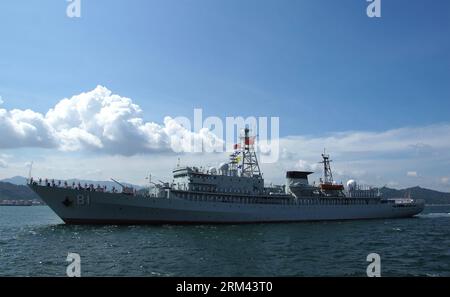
[30,184,425,224]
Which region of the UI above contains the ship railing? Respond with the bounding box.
[29,177,140,196]
[172,190,383,206]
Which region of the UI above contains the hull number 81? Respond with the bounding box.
[76,194,90,206]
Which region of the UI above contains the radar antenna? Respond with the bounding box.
[318,149,344,192]
[319,149,334,184]
[240,127,261,178]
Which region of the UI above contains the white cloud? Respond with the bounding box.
[0,96,3,105]
[0,159,7,168]
[278,124,450,161]
[2,86,450,191]
[0,86,222,155]
[294,159,319,172]
[0,108,57,149]
[441,177,450,185]
[261,126,450,186]
[0,153,12,168]
[407,171,418,177]
[2,85,450,160]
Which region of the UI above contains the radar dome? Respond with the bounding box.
[346,179,357,190]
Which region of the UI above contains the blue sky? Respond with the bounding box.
[1,0,450,190]
[1,0,449,133]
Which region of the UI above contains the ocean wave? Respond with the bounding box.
[418,213,450,218]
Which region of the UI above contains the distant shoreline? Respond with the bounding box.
[0,205,46,207]
[0,199,45,206]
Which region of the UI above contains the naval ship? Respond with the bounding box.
[28,128,424,224]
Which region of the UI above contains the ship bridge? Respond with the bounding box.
[172,166,264,195]
[171,128,265,195]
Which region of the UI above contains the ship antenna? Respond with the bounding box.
[146,173,152,195]
[319,149,334,184]
[240,127,262,178]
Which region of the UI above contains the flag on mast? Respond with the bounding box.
[245,136,255,145]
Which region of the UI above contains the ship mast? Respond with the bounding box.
[240,128,261,178]
[317,149,344,192]
[319,149,334,185]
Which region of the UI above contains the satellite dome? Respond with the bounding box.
[346,179,357,190]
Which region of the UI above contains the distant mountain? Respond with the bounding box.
[0,177,141,202]
[1,176,28,185]
[379,186,450,205]
[0,182,40,201]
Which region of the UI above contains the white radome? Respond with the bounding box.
[346,179,357,190]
